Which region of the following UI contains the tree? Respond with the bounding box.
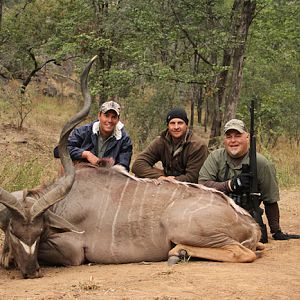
[1,0,298,146]
[208,0,257,148]
[241,0,299,146]
[224,0,256,121]
[0,0,3,30]
[0,0,68,89]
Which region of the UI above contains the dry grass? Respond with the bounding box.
[0,95,78,191]
[0,95,299,190]
[260,141,300,188]
[78,276,102,291]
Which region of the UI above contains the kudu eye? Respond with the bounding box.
[8,228,20,243]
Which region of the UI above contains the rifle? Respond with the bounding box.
[247,99,268,243]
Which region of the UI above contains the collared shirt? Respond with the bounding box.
[97,134,112,158]
[92,121,123,141]
[198,148,280,203]
[94,121,122,158]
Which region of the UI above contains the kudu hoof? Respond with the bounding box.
[178,249,188,258]
[256,242,265,251]
[168,255,181,265]
[168,249,189,265]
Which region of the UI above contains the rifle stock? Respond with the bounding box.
[249,100,268,243]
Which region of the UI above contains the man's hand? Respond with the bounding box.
[230,172,251,193]
[82,151,99,165]
[97,157,115,168]
[82,151,115,167]
[158,176,177,183]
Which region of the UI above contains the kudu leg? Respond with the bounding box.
[38,234,85,266]
[0,237,14,269]
[168,243,257,263]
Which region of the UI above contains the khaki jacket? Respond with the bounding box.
[132,129,208,183]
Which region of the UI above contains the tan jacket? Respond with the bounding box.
[132,129,208,183]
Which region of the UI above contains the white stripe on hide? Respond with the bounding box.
[110,177,130,260]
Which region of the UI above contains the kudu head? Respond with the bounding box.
[0,56,97,279]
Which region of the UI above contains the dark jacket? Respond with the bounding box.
[132,129,208,183]
[54,120,132,171]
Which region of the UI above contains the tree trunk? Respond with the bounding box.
[208,75,224,149]
[197,87,203,125]
[190,92,195,129]
[204,97,209,133]
[93,1,115,107]
[190,51,200,128]
[206,0,231,148]
[97,48,109,106]
[224,1,256,122]
[209,0,257,146]
[208,49,231,148]
[0,0,3,30]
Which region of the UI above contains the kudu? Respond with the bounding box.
[0,57,263,279]
[0,56,96,278]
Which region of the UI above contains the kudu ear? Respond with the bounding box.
[0,188,26,220]
[45,210,84,234]
[0,204,10,231]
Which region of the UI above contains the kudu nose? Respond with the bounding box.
[23,268,43,279]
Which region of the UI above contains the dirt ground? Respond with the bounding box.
[0,188,299,300]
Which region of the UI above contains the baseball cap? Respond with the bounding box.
[100,101,120,116]
[224,119,246,133]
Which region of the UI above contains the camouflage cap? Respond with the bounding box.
[224,119,246,134]
[100,101,120,116]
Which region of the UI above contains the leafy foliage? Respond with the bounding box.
[0,0,299,148]
[241,0,299,146]
[123,82,183,151]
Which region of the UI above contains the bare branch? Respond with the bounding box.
[15,0,34,18]
[20,53,80,94]
[169,2,212,66]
